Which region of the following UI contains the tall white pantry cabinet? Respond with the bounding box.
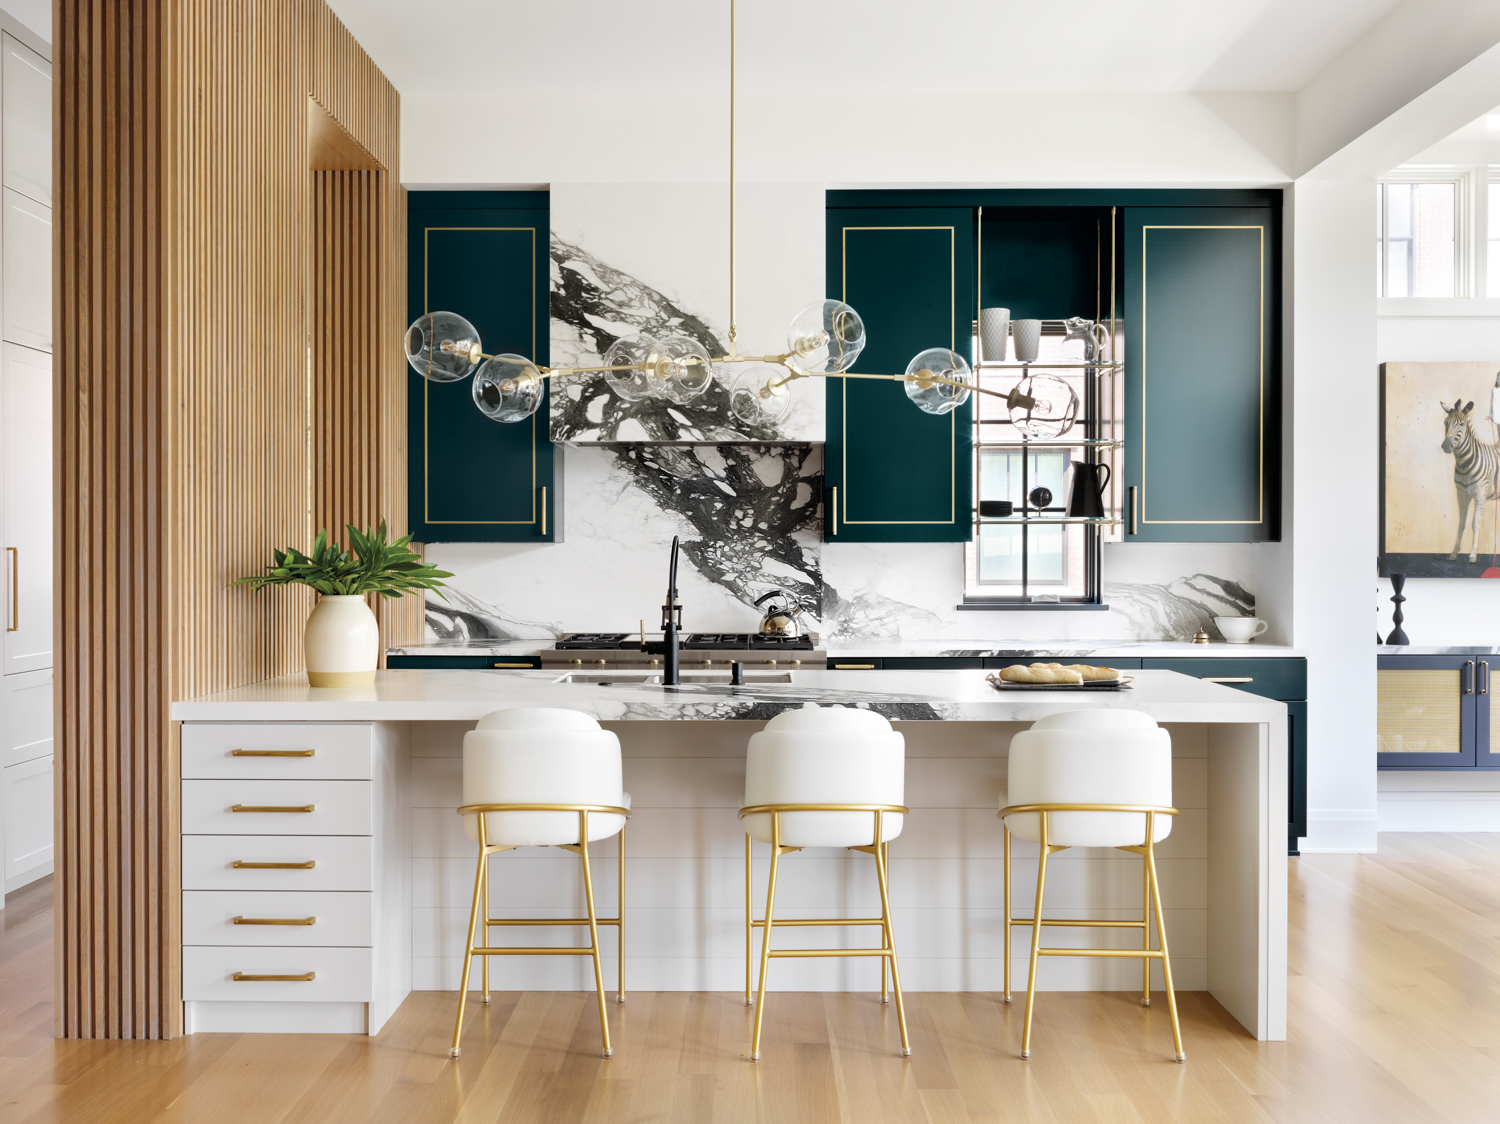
[0,23,51,899]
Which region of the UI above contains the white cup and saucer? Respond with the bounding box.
[1213,616,1268,644]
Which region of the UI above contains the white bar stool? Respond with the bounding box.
[740,705,910,1060]
[1000,708,1184,1062]
[450,707,631,1059]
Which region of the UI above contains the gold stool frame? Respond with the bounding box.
[740,803,912,1060]
[1000,802,1184,1062]
[450,802,631,1059]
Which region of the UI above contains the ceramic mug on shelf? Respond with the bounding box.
[1012,319,1042,363]
[979,307,1010,363]
[1214,616,1268,644]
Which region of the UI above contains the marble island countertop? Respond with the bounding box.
[171,667,1287,724]
[388,638,1306,659]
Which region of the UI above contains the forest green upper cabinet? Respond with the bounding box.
[407,191,558,543]
[825,207,975,542]
[1123,206,1280,542]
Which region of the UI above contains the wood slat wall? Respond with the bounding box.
[55,0,412,1039]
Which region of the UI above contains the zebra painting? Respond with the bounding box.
[1440,399,1500,562]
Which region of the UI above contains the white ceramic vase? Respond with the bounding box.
[304,594,380,686]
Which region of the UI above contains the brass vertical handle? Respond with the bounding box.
[1465,660,1475,694]
[1128,487,1138,535]
[540,486,547,536]
[5,546,15,632]
[830,486,838,535]
[1482,661,1490,695]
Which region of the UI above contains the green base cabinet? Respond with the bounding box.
[1123,207,1280,542]
[407,191,559,543]
[824,207,974,543]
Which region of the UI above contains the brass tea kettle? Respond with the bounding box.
[754,589,805,637]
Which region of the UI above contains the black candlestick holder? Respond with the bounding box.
[1386,571,1410,646]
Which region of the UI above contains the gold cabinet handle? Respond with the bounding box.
[233,916,317,926]
[232,860,315,869]
[833,663,875,670]
[492,662,533,669]
[1128,486,1138,535]
[233,972,316,982]
[1466,660,1475,694]
[232,749,315,758]
[1482,661,1490,695]
[5,546,14,632]
[540,485,547,536]
[231,804,315,813]
[1201,677,1253,684]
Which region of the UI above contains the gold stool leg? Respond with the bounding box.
[744,831,754,1007]
[874,834,911,1056]
[450,827,489,1059]
[1146,821,1185,1062]
[1003,826,1012,1004]
[1020,813,1051,1060]
[480,864,491,1005]
[749,815,783,1061]
[617,823,627,1004]
[1141,839,1151,1008]
[578,812,613,1058]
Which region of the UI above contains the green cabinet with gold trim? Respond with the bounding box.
[1122,206,1279,542]
[407,191,559,543]
[824,207,975,542]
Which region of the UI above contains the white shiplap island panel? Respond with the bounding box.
[172,669,1286,1042]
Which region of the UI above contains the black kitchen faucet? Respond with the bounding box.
[661,535,682,686]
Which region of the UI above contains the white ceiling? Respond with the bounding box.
[329,0,1405,97]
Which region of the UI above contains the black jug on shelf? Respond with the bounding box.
[1065,462,1112,518]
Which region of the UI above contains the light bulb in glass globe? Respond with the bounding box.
[651,334,714,402]
[472,354,543,422]
[903,348,973,415]
[1007,373,1078,439]
[602,334,655,402]
[728,364,795,427]
[405,311,482,382]
[787,300,865,373]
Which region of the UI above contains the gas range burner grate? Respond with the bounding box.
[684,633,816,651]
[554,633,642,651]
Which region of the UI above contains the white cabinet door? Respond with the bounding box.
[1,190,48,351]
[1,665,49,767]
[1,34,48,207]
[2,752,51,885]
[2,343,48,673]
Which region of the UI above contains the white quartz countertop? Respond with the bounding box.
[389,638,1305,659]
[172,668,1286,724]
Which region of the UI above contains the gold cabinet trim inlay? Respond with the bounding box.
[839,225,958,526]
[1139,223,1265,525]
[421,224,539,525]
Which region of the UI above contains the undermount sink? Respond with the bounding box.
[552,672,793,685]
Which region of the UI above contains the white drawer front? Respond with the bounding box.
[182,835,372,891]
[181,779,372,836]
[182,890,373,947]
[181,723,374,780]
[183,945,372,1003]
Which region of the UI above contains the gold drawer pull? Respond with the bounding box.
[492,662,533,669]
[233,916,317,926]
[233,972,316,982]
[231,804,315,813]
[1201,677,1253,684]
[833,663,875,670]
[232,860,315,869]
[232,749,315,757]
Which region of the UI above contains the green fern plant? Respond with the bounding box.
[232,520,451,599]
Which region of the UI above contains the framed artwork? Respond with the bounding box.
[1382,361,1500,577]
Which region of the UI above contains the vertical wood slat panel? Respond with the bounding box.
[56,0,411,1039]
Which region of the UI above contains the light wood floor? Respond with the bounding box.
[4,835,1500,1123]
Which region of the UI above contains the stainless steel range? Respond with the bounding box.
[541,632,826,672]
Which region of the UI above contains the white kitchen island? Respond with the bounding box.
[171,668,1287,1042]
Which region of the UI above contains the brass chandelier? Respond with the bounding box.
[402,1,1052,432]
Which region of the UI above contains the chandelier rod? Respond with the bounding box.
[728,0,738,353]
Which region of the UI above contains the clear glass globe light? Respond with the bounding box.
[602,334,655,402]
[903,348,973,415]
[787,300,865,374]
[651,334,714,403]
[472,354,543,422]
[405,311,482,382]
[728,364,795,427]
[1008,373,1079,439]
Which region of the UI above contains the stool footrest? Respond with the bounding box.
[1036,948,1164,958]
[485,917,620,927]
[468,946,597,956]
[1008,918,1148,928]
[751,918,885,927]
[768,948,893,958]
